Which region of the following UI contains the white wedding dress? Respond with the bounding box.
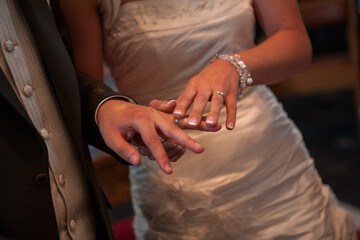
[98,0,356,239]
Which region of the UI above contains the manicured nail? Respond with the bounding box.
[167,100,176,104]
[174,109,182,115]
[206,117,214,125]
[228,122,234,129]
[165,163,172,173]
[189,117,197,126]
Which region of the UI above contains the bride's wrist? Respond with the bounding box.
[210,54,253,99]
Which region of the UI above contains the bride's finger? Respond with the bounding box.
[225,92,237,130]
[145,139,185,161]
[170,115,222,131]
[155,116,204,154]
[168,146,186,162]
[173,87,197,118]
[138,145,152,156]
[187,91,211,128]
[205,91,225,126]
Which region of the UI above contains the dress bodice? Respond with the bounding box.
[98,0,255,105]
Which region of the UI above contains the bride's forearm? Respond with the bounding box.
[238,0,312,86]
[235,29,312,86]
[59,0,104,82]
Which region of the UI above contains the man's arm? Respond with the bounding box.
[76,71,131,165]
[59,0,221,173]
[77,71,220,173]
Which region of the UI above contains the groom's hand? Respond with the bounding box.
[96,99,221,174]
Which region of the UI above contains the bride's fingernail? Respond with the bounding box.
[167,100,176,104]
[206,117,214,125]
[189,117,197,126]
[228,122,234,129]
[174,109,182,115]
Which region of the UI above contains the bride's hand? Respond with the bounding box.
[149,99,222,131]
[133,99,221,163]
[172,59,239,130]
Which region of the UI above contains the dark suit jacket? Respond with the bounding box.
[0,0,126,239]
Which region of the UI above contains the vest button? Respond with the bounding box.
[4,40,14,52]
[23,85,33,97]
[35,173,48,186]
[39,128,49,140]
[69,220,76,232]
[59,174,65,187]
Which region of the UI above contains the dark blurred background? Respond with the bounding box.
[270,0,360,208]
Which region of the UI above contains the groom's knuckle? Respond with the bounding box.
[134,109,151,120]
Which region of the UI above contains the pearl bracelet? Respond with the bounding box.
[210,54,253,99]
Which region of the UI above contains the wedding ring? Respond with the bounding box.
[212,91,225,98]
[173,117,180,126]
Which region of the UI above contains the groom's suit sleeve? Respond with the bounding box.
[48,0,133,165]
[76,70,132,166]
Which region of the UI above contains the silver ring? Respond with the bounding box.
[173,117,180,126]
[212,91,225,98]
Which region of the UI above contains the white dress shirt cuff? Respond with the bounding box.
[95,95,136,125]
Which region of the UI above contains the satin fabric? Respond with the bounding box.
[98,0,356,239]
